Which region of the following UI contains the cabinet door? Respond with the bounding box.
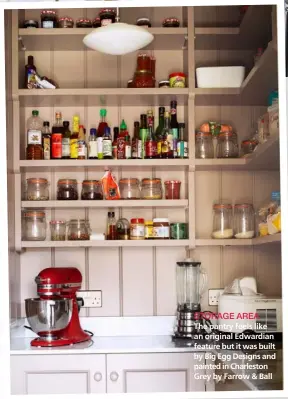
[10,354,106,395]
[107,353,205,393]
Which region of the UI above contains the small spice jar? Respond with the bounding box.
[58,17,74,28]
[141,178,162,199]
[50,220,66,241]
[164,180,181,200]
[153,218,170,239]
[24,20,39,29]
[158,80,170,88]
[41,10,57,28]
[119,178,141,200]
[67,219,91,240]
[76,18,92,28]
[169,72,186,88]
[234,204,255,239]
[145,221,154,239]
[195,131,214,159]
[212,204,233,239]
[99,9,116,26]
[130,218,145,240]
[116,218,130,240]
[162,17,180,27]
[136,17,151,28]
[57,179,78,200]
[26,178,49,201]
[22,210,46,241]
[92,17,101,28]
[81,180,103,200]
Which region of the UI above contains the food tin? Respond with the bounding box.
[169,72,186,88]
[170,223,188,239]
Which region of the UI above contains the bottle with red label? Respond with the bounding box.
[145,125,157,159]
[51,111,63,159]
[117,120,127,159]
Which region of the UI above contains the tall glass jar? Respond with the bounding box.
[212,204,233,239]
[119,178,141,199]
[234,204,255,239]
[216,132,239,158]
[141,178,162,200]
[57,179,78,200]
[22,210,46,241]
[81,180,103,200]
[26,178,49,201]
[195,131,214,159]
[67,219,91,240]
[50,220,66,241]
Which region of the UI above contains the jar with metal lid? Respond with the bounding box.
[58,17,74,28]
[212,204,233,239]
[22,210,46,241]
[67,219,91,240]
[159,80,170,88]
[76,18,92,28]
[130,218,145,240]
[234,204,255,239]
[24,20,39,29]
[41,10,57,28]
[99,9,116,26]
[50,220,66,241]
[119,178,141,200]
[57,179,78,200]
[145,221,154,239]
[153,218,170,239]
[136,17,151,27]
[162,17,180,27]
[26,178,49,201]
[141,178,162,200]
[195,131,214,159]
[92,17,101,28]
[216,132,238,158]
[116,218,130,240]
[81,180,103,200]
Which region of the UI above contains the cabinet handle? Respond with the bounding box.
[110,372,119,382]
[94,372,102,382]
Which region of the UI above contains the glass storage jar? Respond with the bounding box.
[195,131,214,159]
[234,204,255,239]
[41,10,57,28]
[81,180,103,200]
[67,219,91,240]
[216,132,239,158]
[212,204,233,239]
[57,179,78,200]
[22,210,46,241]
[26,178,49,201]
[119,178,141,199]
[164,180,181,199]
[50,220,66,241]
[141,178,162,199]
[241,139,258,155]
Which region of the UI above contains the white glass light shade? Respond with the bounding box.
[83,23,154,55]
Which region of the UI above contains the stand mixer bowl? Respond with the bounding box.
[25,298,72,339]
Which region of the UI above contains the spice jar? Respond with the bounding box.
[92,18,101,28]
[212,204,233,239]
[119,178,141,200]
[24,20,39,29]
[26,178,49,201]
[57,179,78,200]
[67,219,91,240]
[22,210,46,241]
[234,204,255,239]
[41,10,57,28]
[159,80,170,88]
[195,131,214,159]
[141,178,162,200]
[216,132,238,158]
[50,220,66,241]
[153,218,170,239]
[162,17,180,27]
[81,180,103,200]
[169,72,186,88]
[164,180,181,200]
[130,218,145,240]
[145,221,154,239]
[58,17,74,28]
[136,17,151,28]
[116,218,130,240]
[99,9,116,26]
[76,18,92,28]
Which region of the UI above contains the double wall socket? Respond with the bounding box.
[78,290,102,308]
[208,289,224,306]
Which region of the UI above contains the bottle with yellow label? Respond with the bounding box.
[70,115,79,159]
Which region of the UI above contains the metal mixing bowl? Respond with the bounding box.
[25,298,72,337]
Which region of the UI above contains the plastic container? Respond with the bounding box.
[195,131,214,159]
[26,178,49,201]
[81,180,103,200]
[67,219,91,240]
[164,180,181,200]
[130,218,145,240]
[233,204,255,239]
[50,220,66,241]
[145,221,154,239]
[141,178,162,199]
[119,178,141,199]
[258,191,281,237]
[196,66,245,88]
[212,204,233,239]
[22,210,46,241]
[57,179,78,200]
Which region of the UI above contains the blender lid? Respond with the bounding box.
[176,261,201,267]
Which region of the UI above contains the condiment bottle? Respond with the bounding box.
[117,121,127,159]
[51,111,63,159]
[155,107,165,158]
[42,121,51,160]
[125,134,132,159]
[170,100,179,158]
[62,121,71,159]
[177,123,188,158]
[147,109,154,130]
[103,126,112,159]
[26,110,43,160]
[145,125,157,159]
[119,119,128,137]
[161,111,171,158]
[70,115,79,159]
[97,109,108,137]
[88,128,98,159]
[139,114,148,159]
[132,121,140,159]
[112,127,119,159]
[77,125,86,160]
[106,211,116,240]
[25,55,37,89]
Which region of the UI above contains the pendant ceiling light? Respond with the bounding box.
[83,9,154,56]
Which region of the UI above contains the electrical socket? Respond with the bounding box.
[78,290,102,308]
[208,289,224,306]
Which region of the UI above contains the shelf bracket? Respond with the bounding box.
[182,35,188,50]
[18,36,26,51]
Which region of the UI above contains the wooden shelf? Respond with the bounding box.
[21,200,188,208]
[196,234,281,247]
[21,240,191,248]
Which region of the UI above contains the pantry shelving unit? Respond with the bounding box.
[6,5,281,319]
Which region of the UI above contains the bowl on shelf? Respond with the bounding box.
[196,66,245,88]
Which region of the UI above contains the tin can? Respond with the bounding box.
[170,223,188,239]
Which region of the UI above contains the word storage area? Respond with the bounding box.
[6,4,281,321]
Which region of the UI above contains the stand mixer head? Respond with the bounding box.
[25,267,91,347]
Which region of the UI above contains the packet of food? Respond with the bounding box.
[267,212,281,235]
[258,222,269,237]
[101,170,121,200]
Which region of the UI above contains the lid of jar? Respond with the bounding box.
[50,220,66,224]
[24,211,45,217]
[219,131,233,137]
[58,179,78,185]
[234,203,254,209]
[119,178,139,185]
[164,180,181,185]
[41,10,56,15]
[242,140,257,145]
[131,218,145,224]
[195,131,212,137]
[137,52,150,58]
[213,204,232,209]
[59,17,74,22]
[136,17,151,23]
[82,180,101,185]
[99,8,116,16]
[153,218,170,223]
[142,178,161,184]
[169,72,186,78]
[145,220,153,225]
[159,80,170,85]
[27,178,48,184]
[163,17,180,23]
[76,18,92,23]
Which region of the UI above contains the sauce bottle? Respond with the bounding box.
[97,109,108,137]
[132,121,140,159]
[117,120,127,159]
[147,109,154,130]
[25,55,37,89]
[125,134,132,159]
[161,111,171,158]
[70,115,79,159]
[51,112,63,159]
[42,121,51,160]
[139,114,148,159]
[145,126,157,159]
[62,121,71,159]
[107,211,116,240]
[155,107,165,158]
[26,110,43,160]
[77,125,86,159]
[88,128,97,159]
[170,100,179,158]
[103,126,112,159]
[112,127,119,159]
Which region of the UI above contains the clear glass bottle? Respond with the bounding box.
[212,204,233,239]
[88,128,98,159]
[216,132,238,158]
[195,131,214,159]
[234,204,255,239]
[22,210,46,241]
[26,110,43,160]
[106,211,116,240]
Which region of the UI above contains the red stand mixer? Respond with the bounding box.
[25,267,91,347]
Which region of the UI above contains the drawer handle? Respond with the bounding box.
[94,372,102,382]
[110,372,119,382]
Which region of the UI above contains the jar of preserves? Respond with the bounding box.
[136,17,151,28]
[50,220,66,241]
[67,219,91,240]
[76,18,92,28]
[81,180,103,200]
[99,9,116,26]
[130,218,145,240]
[58,17,74,28]
[116,218,130,240]
[162,17,180,27]
[145,221,154,239]
[216,132,238,158]
[133,70,154,88]
[92,17,101,28]
[41,10,57,28]
[22,210,46,241]
[141,178,162,200]
[212,204,233,239]
[195,131,214,159]
[234,204,255,239]
[119,178,141,199]
[153,218,170,239]
[164,180,181,200]
[26,178,49,201]
[57,179,78,200]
